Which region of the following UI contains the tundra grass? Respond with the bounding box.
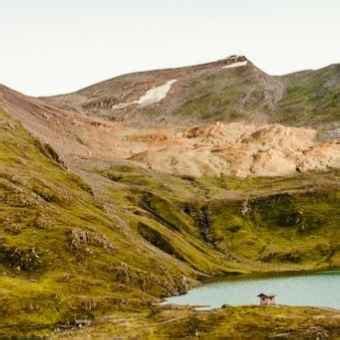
[2,107,340,336]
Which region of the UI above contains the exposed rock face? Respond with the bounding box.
[67,228,116,253]
[129,122,340,177]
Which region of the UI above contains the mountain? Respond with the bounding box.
[277,63,340,125]
[2,56,340,337]
[46,55,340,127]
[3,57,340,179]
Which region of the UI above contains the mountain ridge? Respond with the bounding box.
[39,55,340,129]
[2,57,340,179]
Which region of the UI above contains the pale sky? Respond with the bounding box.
[1,1,339,96]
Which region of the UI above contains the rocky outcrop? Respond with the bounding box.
[66,228,116,253]
[129,122,340,177]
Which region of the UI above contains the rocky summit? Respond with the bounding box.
[1,56,340,338]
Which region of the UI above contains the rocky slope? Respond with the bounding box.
[2,60,340,180]
[1,56,340,337]
[45,55,284,126]
[46,55,340,127]
[128,122,340,177]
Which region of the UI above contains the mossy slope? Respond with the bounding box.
[2,106,340,336]
[54,305,340,339]
[49,58,340,127]
[173,62,340,126]
[102,166,340,274]
[0,109,197,336]
[277,64,340,125]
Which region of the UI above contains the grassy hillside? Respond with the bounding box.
[2,105,340,336]
[173,63,281,121]
[173,62,340,126]
[277,64,340,125]
[102,166,340,273]
[0,107,142,334]
[0,108,198,336]
[53,305,340,339]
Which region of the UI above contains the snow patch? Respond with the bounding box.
[110,79,177,110]
[223,61,248,69]
[137,79,177,107]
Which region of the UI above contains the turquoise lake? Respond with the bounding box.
[165,271,340,309]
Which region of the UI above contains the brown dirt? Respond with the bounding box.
[2,84,340,179]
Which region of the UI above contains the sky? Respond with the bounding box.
[1,0,340,96]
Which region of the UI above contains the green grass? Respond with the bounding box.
[277,65,340,125]
[2,107,340,336]
[172,62,340,126]
[173,65,272,121]
[51,305,340,339]
[102,164,340,274]
[0,109,160,335]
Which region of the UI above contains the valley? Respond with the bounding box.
[1,55,340,338]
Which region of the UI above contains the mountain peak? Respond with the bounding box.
[223,54,248,62]
[220,54,249,69]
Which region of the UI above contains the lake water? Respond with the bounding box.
[165,271,340,309]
